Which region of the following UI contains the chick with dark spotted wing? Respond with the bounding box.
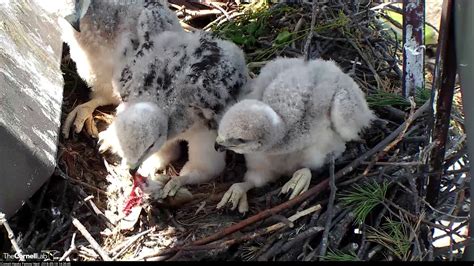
[58,0,183,138]
[98,30,249,198]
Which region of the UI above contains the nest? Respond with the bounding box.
[2,0,469,262]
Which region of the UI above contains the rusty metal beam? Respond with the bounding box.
[402,0,425,98]
[426,0,456,205]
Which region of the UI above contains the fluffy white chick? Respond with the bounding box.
[98,29,249,198]
[58,0,183,138]
[215,57,375,213]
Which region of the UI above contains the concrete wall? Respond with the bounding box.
[0,0,64,217]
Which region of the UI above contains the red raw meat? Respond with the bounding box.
[123,173,146,215]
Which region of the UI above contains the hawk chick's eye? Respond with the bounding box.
[237,138,246,143]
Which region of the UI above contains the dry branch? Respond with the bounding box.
[0,212,25,261]
[72,218,112,261]
[318,154,336,259]
[59,232,77,261]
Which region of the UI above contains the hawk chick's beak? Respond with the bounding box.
[214,136,227,152]
[64,0,92,32]
[64,14,81,32]
[214,142,227,152]
[129,166,139,177]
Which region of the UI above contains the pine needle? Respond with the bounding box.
[322,249,360,261]
[367,88,431,108]
[339,181,389,224]
[366,219,412,260]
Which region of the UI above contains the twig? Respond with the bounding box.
[210,2,231,21]
[164,209,186,232]
[0,212,25,261]
[112,228,153,260]
[369,2,393,11]
[178,9,222,21]
[433,239,469,257]
[383,97,417,153]
[77,245,100,260]
[347,38,384,90]
[72,218,112,261]
[39,218,60,251]
[291,16,305,49]
[367,245,383,260]
[427,225,434,261]
[357,223,368,259]
[363,97,417,175]
[313,32,347,42]
[263,205,322,233]
[168,205,321,261]
[202,14,226,31]
[215,12,244,28]
[83,195,115,228]
[253,234,279,260]
[361,161,422,166]
[55,167,109,196]
[340,100,429,180]
[303,0,318,60]
[395,182,469,219]
[143,205,321,260]
[432,221,469,242]
[189,201,321,247]
[71,187,115,229]
[58,167,114,228]
[268,214,294,228]
[328,211,356,249]
[443,146,468,170]
[180,21,198,32]
[319,154,336,259]
[384,201,466,239]
[280,226,324,255]
[348,56,359,77]
[258,239,286,261]
[247,61,270,70]
[444,167,470,175]
[59,232,77,261]
[337,171,378,187]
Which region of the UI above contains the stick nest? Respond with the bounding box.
[3,0,468,262]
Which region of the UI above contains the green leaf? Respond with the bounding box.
[275,30,292,44]
[246,21,260,35]
[230,34,247,45]
[244,35,257,46]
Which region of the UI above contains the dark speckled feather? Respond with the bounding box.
[115,30,248,138]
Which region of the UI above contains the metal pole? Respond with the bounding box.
[402,0,425,98]
[454,0,474,261]
[426,0,456,206]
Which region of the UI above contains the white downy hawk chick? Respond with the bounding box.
[98,29,249,198]
[215,57,375,213]
[58,0,183,138]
